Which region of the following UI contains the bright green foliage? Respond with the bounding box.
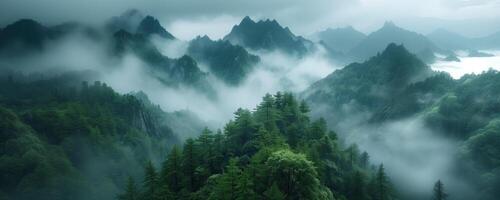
[127,92,394,200]
[210,159,242,200]
[266,149,331,200]
[0,73,194,200]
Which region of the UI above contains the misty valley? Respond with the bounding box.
[1,5,500,200]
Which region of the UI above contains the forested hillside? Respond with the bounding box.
[0,71,204,200]
[119,92,397,200]
[304,43,500,200]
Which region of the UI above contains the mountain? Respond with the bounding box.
[304,43,434,126]
[112,30,210,92]
[428,28,500,51]
[0,19,69,53]
[187,35,260,85]
[136,15,175,39]
[223,16,313,56]
[0,19,98,55]
[476,31,500,49]
[118,91,397,200]
[107,10,175,40]
[315,26,366,52]
[349,22,441,63]
[427,28,473,50]
[304,43,500,199]
[106,9,145,33]
[0,71,206,200]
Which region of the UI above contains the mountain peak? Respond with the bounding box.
[0,19,48,50]
[5,19,45,31]
[107,9,144,33]
[137,15,175,39]
[383,21,397,28]
[224,17,310,56]
[382,43,408,56]
[241,16,254,25]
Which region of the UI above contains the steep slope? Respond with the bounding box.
[349,22,441,63]
[0,72,207,200]
[106,9,145,33]
[112,30,212,94]
[0,19,99,55]
[304,43,500,199]
[223,16,313,56]
[315,26,366,52]
[304,43,434,125]
[117,92,397,200]
[136,15,175,39]
[187,35,260,85]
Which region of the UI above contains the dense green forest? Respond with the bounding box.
[304,44,500,199]
[118,92,399,200]
[1,7,500,200]
[0,71,205,200]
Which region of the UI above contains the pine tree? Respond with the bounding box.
[432,180,448,200]
[211,159,241,200]
[161,145,183,198]
[359,151,370,169]
[235,172,258,200]
[181,138,198,192]
[349,171,367,200]
[118,176,139,200]
[263,182,285,200]
[143,161,160,200]
[372,164,391,200]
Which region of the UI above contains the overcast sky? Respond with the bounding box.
[1,0,499,40]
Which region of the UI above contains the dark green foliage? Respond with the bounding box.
[263,182,285,200]
[118,177,139,200]
[371,164,393,200]
[160,145,183,198]
[432,180,448,200]
[142,161,160,200]
[0,19,97,55]
[187,35,260,85]
[305,43,500,200]
[224,16,312,56]
[0,72,193,200]
[126,92,396,200]
[305,43,435,126]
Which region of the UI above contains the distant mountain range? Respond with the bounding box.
[427,28,500,51]
[2,11,500,90]
[348,22,443,63]
[314,26,366,53]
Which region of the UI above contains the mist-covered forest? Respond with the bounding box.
[1,1,500,200]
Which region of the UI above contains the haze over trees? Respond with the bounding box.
[0,6,500,200]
